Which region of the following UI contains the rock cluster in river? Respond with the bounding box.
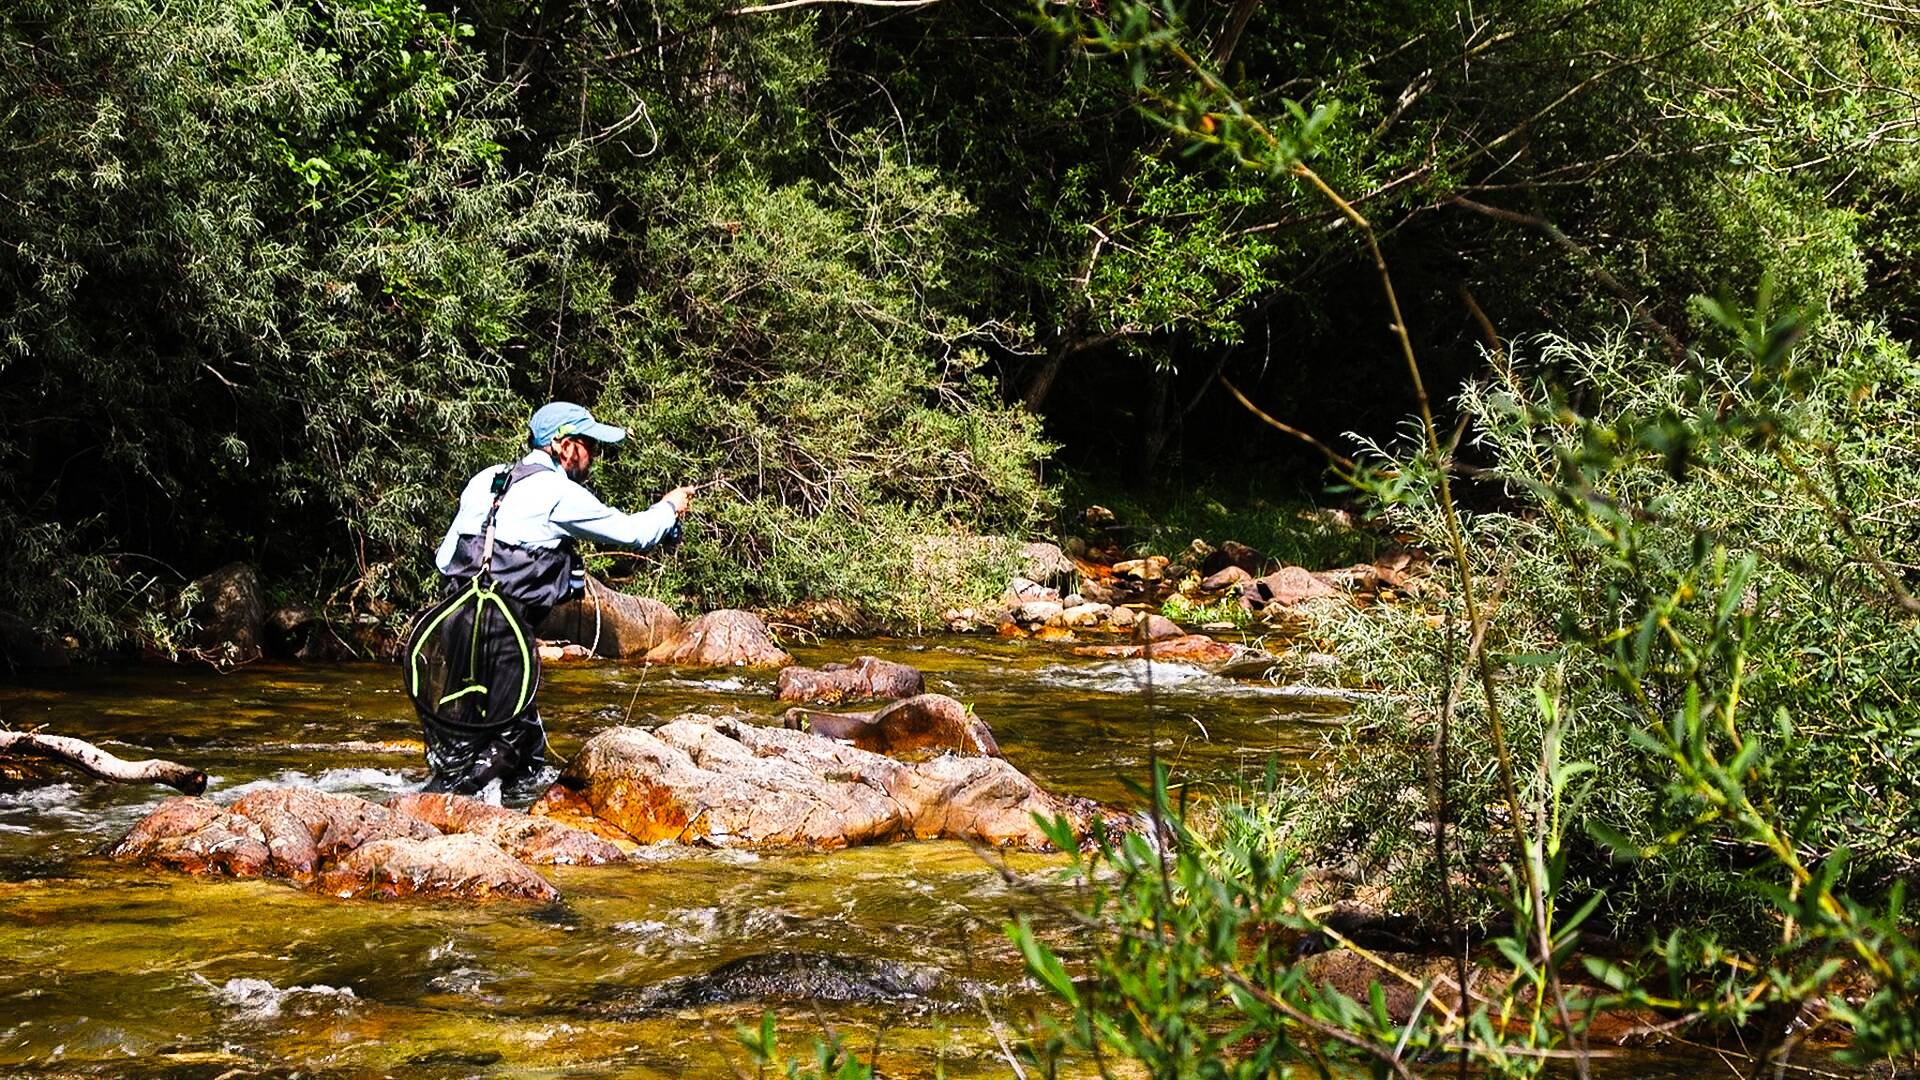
[531,716,1098,851]
[109,788,594,902]
[937,509,1424,659]
[111,679,1100,901]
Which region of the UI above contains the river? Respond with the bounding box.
[0,637,1816,1077]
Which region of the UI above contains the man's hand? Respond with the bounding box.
[663,485,696,515]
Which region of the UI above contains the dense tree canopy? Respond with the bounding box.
[3,0,1917,649]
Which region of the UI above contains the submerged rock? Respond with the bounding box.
[319,833,559,903]
[784,693,1001,758]
[644,609,792,668]
[598,951,949,1016]
[775,656,925,704]
[1073,634,1244,666]
[532,717,1097,851]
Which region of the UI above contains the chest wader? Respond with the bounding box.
[405,464,569,796]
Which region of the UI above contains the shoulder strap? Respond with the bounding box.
[476,465,519,583]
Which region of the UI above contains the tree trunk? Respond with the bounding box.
[1134,364,1175,480]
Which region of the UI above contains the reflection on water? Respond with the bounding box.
[0,636,1824,1076]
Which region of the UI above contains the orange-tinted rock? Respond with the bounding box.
[1072,634,1241,665]
[387,792,625,865]
[239,803,324,878]
[783,693,1002,759]
[318,834,558,902]
[526,784,646,851]
[644,609,793,668]
[230,787,438,863]
[108,796,271,878]
[775,656,925,704]
[544,719,1093,852]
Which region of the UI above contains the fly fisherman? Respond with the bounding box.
[408,401,694,798]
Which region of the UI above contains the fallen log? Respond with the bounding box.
[0,731,207,795]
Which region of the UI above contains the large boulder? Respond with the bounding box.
[532,718,1096,851]
[319,833,559,902]
[1198,540,1270,577]
[1244,566,1339,609]
[1018,541,1076,587]
[108,796,271,877]
[537,579,682,659]
[1195,565,1254,595]
[1140,613,1185,641]
[599,952,949,1016]
[184,562,266,666]
[262,604,355,662]
[388,792,625,865]
[783,693,1001,758]
[775,656,925,704]
[111,787,575,903]
[643,609,792,668]
[230,787,438,877]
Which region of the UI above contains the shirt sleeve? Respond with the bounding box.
[548,483,681,549]
[434,472,490,573]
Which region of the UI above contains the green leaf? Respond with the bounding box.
[1010,917,1080,1008]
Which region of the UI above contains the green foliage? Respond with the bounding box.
[1159,592,1250,629]
[736,1012,876,1080]
[1008,765,1618,1078]
[0,0,1054,649]
[0,0,584,646]
[1025,1,1920,1071]
[1278,317,1920,1063]
[1057,477,1381,570]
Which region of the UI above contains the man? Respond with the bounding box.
[411,401,693,796]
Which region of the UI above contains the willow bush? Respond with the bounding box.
[1001,0,1920,1072]
[0,0,1052,654]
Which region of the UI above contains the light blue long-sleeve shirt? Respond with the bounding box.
[434,451,680,573]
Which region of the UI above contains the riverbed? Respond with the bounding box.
[1,636,1356,1077]
[0,637,1813,1077]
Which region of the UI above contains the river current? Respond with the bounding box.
[0,637,1794,1077]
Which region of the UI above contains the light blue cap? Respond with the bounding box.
[529,401,626,447]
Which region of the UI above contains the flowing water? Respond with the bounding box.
[0,638,1833,1077]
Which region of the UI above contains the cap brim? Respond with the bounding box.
[581,420,627,444]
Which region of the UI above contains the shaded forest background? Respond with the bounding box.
[3,0,1916,648]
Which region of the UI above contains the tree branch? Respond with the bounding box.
[0,731,207,794]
